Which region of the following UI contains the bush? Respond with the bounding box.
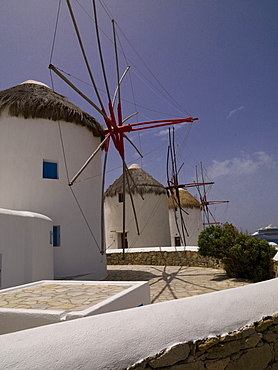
[198,223,277,282]
[198,223,238,259]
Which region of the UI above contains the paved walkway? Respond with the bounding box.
[0,282,130,312]
[0,267,251,310]
[105,265,251,304]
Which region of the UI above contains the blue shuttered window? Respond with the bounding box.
[43,161,58,179]
[53,226,61,247]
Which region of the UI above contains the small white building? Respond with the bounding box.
[168,189,203,246]
[0,81,107,284]
[0,208,53,289]
[105,164,171,249]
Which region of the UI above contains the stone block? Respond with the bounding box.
[205,357,230,370]
[266,361,278,370]
[220,331,242,342]
[230,351,243,361]
[206,340,242,359]
[241,332,262,349]
[256,319,274,332]
[274,339,278,361]
[198,337,219,351]
[263,333,278,343]
[241,326,256,338]
[171,361,205,370]
[149,343,191,368]
[226,343,272,370]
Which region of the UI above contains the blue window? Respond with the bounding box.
[43,161,58,179]
[53,226,61,247]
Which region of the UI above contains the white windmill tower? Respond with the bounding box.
[105,163,171,250]
[0,80,106,281]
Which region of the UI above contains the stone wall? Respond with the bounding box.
[272,261,278,278]
[107,250,223,269]
[107,249,278,277]
[128,315,278,370]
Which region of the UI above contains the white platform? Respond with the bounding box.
[0,280,150,334]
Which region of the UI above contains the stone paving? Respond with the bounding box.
[104,265,251,304]
[0,283,130,312]
[0,267,251,311]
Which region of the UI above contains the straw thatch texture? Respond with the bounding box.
[168,189,200,209]
[0,83,104,138]
[105,167,166,198]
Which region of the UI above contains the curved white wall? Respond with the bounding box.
[0,110,106,279]
[105,192,171,249]
[1,278,278,369]
[0,208,53,288]
[169,206,203,246]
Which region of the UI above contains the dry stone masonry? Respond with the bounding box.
[107,250,222,269]
[107,249,278,277]
[127,315,278,370]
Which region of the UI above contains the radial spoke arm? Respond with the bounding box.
[122,112,138,124]
[123,134,143,158]
[69,135,110,186]
[93,0,111,104]
[66,0,105,110]
[124,162,144,200]
[101,150,108,254]
[49,64,110,121]
[104,117,198,135]
[122,159,126,258]
[112,66,131,108]
[124,163,140,235]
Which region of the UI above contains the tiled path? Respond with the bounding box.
[105,265,251,304]
[0,267,251,310]
[0,283,129,311]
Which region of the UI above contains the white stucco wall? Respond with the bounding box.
[105,191,171,249]
[0,208,53,289]
[0,110,106,280]
[1,278,278,369]
[169,206,203,246]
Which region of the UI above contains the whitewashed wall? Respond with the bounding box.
[105,192,171,249]
[169,206,203,246]
[0,109,106,279]
[0,208,53,288]
[1,278,278,369]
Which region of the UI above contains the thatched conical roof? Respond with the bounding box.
[168,189,200,209]
[0,81,104,138]
[105,164,166,198]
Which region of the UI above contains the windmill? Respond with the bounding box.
[49,0,198,256]
[165,128,214,246]
[195,162,229,227]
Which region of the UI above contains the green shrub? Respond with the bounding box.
[198,223,277,282]
[198,223,238,259]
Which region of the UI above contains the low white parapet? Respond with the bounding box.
[0,280,150,334]
[1,277,278,369]
[106,245,199,253]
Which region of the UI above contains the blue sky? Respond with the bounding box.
[0,0,277,233]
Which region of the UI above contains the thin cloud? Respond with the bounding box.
[227,106,244,119]
[155,128,169,136]
[207,151,276,179]
[155,124,188,136]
